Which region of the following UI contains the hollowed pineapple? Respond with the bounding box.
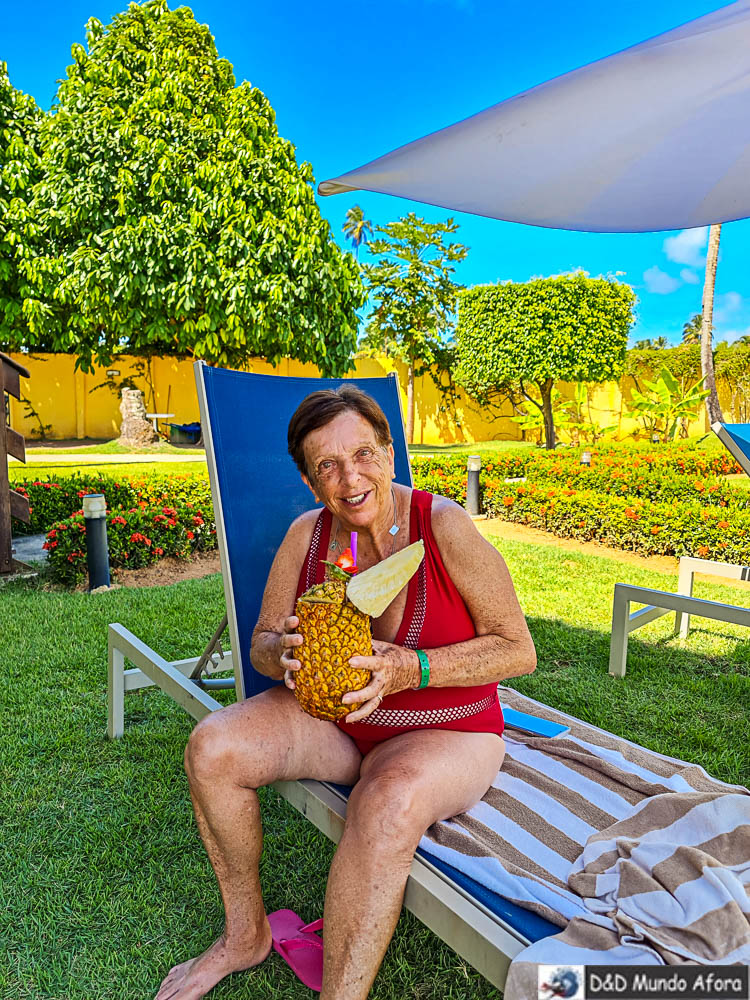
[293,540,425,721]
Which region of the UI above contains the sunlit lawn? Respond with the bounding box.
[2,531,748,1000]
[26,439,203,456]
[9,460,207,481]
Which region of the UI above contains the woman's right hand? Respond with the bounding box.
[280,615,303,689]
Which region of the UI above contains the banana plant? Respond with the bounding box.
[627,366,709,440]
[562,382,617,445]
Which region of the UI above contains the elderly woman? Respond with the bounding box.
[156,386,536,1000]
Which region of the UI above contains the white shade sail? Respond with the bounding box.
[319,2,750,233]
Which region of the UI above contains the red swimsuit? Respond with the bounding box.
[295,489,505,756]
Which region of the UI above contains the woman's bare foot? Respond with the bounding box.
[155,924,273,1000]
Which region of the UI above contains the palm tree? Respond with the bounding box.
[342,205,373,258]
[681,313,702,345]
[633,337,669,349]
[701,224,724,424]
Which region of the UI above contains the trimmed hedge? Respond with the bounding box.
[44,500,216,585]
[13,476,140,536]
[12,472,213,536]
[15,440,748,582]
[483,481,746,562]
[10,470,216,584]
[523,446,743,480]
[522,462,739,509]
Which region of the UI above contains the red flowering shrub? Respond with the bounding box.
[483,482,748,562]
[11,475,140,535]
[26,471,217,584]
[521,451,741,508]
[45,496,217,585]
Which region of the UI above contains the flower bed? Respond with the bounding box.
[522,462,739,509]
[16,442,748,580]
[44,500,216,585]
[12,476,140,536]
[10,471,217,584]
[12,472,213,535]
[523,446,743,481]
[483,481,747,562]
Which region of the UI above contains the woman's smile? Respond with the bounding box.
[340,490,371,507]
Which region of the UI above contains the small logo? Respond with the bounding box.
[538,964,585,999]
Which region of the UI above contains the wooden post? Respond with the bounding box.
[0,353,31,575]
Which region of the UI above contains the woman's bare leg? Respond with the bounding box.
[320,729,505,1000]
[155,685,362,1000]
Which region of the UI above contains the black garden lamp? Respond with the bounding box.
[466,455,481,516]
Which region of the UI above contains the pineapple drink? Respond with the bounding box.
[293,540,425,721]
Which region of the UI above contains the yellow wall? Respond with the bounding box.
[7,352,718,445]
[6,353,522,445]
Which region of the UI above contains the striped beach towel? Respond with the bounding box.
[416,687,750,997]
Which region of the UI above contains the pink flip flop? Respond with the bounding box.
[268,908,324,992]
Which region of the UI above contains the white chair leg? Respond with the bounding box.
[609,585,630,677]
[675,561,695,639]
[108,632,125,740]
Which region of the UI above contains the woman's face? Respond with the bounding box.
[301,411,395,528]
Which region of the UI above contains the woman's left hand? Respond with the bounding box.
[342,640,419,723]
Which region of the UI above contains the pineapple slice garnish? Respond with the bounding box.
[346,539,425,617]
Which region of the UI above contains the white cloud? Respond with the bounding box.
[680,268,700,285]
[720,325,750,344]
[716,291,743,314]
[663,228,708,268]
[643,266,681,295]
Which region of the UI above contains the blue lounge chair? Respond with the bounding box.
[107,363,558,988]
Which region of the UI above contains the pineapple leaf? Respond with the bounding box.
[320,560,353,582]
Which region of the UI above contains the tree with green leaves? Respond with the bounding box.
[455,272,636,449]
[342,205,373,258]
[9,1,363,375]
[682,313,702,345]
[633,336,669,350]
[0,63,43,352]
[361,213,468,442]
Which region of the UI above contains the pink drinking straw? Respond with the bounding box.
[350,531,357,567]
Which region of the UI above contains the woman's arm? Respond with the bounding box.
[419,495,537,684]
[343,498,536,718]
[250,511,316,679]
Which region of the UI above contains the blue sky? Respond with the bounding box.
[4,0,749,346]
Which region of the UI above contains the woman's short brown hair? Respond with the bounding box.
[288,385,393,477]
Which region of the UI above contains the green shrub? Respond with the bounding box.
[44,499,216,585]
[12,472,213,535]
[522,456,740,509]
[484,482,747,562]
[411,451,531,505]
[12,475,140,535]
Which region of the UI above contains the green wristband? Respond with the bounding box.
[414,649,430,690]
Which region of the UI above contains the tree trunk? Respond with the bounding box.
[406,363,415,444]
[539,379,556,449]
[701,224,724,426]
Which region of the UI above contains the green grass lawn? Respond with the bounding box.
[27,439,204,456]
[2,539,748,999]
[409,440,534,455]
[10,460,207,482]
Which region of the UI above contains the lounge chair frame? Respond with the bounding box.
[608,421,750,678]
[608,581,750,678]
